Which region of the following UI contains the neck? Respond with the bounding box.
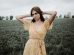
[35,19,41,23]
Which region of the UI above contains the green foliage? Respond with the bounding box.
[72,15,74,18]
[45,18,74,55]
[0,16,4,20]
[10,16,13,20]
[0,18,74,55]
[0,20,28,55]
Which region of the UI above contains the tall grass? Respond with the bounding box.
[0,18,74,55]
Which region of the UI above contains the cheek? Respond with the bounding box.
[37,14,40,18]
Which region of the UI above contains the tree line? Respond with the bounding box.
[0,16,13,20]
[0,13,74,20]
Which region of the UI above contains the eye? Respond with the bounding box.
[35,13,38,15]
[32,13,38,16]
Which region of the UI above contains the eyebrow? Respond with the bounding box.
[32,12,37,14]
[32,13,37,15]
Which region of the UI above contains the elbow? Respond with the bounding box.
[16,16,19,20]
[54,11,57,15]
[16,16,18,19]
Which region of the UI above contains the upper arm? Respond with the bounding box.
[16,16,26,24]
[16,17,31,31]
[16,15,30,24]
[44,19,51,30]
[44,11,57,30]
[48,11,57,25]
[18,18,31,26]
[22,19,31,31]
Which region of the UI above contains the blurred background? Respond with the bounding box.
[0,0,74,55]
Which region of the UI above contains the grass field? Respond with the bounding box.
[0,18,74,55]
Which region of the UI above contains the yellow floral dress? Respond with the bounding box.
[23,19,52,55]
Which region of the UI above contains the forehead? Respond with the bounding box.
[32,10,37,14]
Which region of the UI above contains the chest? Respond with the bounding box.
[29,23,46,34]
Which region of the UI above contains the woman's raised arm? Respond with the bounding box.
[43,11,57,25]
[16,14,31,24]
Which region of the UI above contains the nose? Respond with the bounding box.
[33,14,36,18]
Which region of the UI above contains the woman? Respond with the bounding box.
[16,6,57,55]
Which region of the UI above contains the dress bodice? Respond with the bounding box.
[29,22,47,40]
[23,19,52,40]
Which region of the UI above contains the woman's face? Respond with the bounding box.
[32,10,40,21]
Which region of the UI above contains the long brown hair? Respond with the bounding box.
[31,6,45,22]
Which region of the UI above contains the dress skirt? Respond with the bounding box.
[23,38,47,55]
